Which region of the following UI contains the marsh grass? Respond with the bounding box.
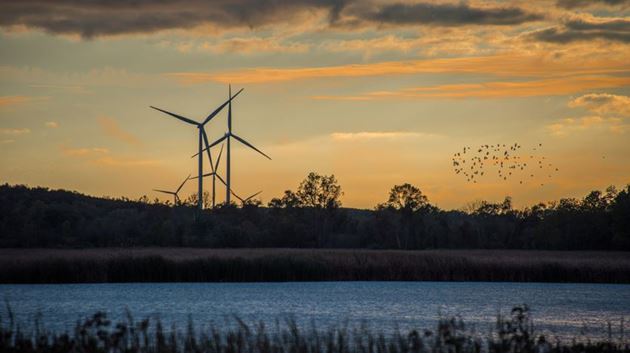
[0,305,627,353]
[0,249,629,283]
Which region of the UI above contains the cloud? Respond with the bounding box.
[97,116,141,146]
[556,0,630,9]
[198,37,309,54]
[0,0,346,38]
[0,128,31,135]
[45,121,59,128]
[0,0,546,39]
[547,116,627,135]
[530,18,630,43]
[548,93,630,136]
[330,131,440,141]
[313,76,630,100]
[0,95,35,107]
[569,93,630,116]
[29,84,89,95]
[91,156,161,167]
[0,66,166,89]
[60,144,160,167]
[361,2,543,27]
[321,35,420,53]
[317,32,487,57]
[169,53,628,84]
[60,146,110,157]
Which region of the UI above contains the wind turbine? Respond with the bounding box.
[196,85,271,204]
[153,174,190,206]
[189,144,224,203]
[150,89,243,210]
[192,161,261,208]
[231,190,262,207]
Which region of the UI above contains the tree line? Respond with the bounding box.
[1,173,628,250]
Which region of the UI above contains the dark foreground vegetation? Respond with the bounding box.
[1,305,628,353]
[1,248,629,283]
[1,177,629,251]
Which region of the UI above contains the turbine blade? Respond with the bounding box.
[214,173,241,203]
[215,173,241,203]
[215,173,228,187]
[150,106,199,126]
[189,172,215,180]
[245,191,262,202]
[214,143,224,172]
[176,174,191,193]
[202,88,244,126]
[230,189,244,203]
[228,86,232,132]
[231,133,271,160]
[201,128,215,173]
[191,134,228,158]
[153,189,175,195]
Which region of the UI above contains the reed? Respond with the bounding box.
[0,305,627,353]
[0,249,629,284]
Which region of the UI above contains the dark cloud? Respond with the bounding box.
[0,0,348,38]
[556,0,630,9]
[364,2,543,26]
[0,0,543,39]
[530,18,630,43]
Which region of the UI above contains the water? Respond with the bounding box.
[1,282,629,341]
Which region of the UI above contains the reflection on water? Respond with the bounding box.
[1,281,629,341]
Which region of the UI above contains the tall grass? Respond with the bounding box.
[0,249,629,283]
[0,305,627,353]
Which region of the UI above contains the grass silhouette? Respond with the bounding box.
[1,305,628,353]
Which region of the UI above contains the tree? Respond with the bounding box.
[379,183,430,213]
[268,173,343,209]
[581,190,605,211]
[268,190,301,208]
[296,172,343,209]
[474,196,513,216]
[376,183,434,249]
[611,184,630,249]
[184,191,210,208]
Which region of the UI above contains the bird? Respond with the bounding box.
[452,142,556,185]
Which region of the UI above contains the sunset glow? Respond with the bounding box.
[1,0,628,209]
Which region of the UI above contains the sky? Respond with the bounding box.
[0,0,629,210]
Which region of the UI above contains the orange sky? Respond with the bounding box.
[0,0,629,209]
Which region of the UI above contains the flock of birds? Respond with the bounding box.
[452,143,559,186]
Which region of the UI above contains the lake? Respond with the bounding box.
[1,281,629,341]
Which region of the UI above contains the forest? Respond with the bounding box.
[1,173,629,250]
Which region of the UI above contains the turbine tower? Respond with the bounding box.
[150,89,242,210]
[153,174,190,205]
[197,85,271,205]
[195,168,262,208]
[189,143,224,197]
